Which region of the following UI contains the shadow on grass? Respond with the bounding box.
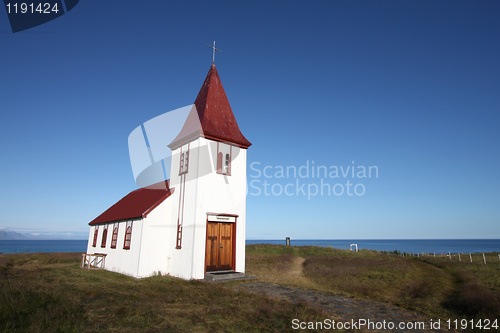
[442,269,500,318]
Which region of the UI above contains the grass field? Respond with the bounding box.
[246,244,500,324]
[0,252,327,332]
[1,246,499,332]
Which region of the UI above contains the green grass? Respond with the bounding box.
[301,254,453,318]
[247,243,377,257]
[0,252,328,332]
[416,255,500,319]
[2,247,499,332]
[246,244,500,326]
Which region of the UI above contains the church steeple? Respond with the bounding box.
[169,64,251,149]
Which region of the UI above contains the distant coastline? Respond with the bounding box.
[0,229,88,241]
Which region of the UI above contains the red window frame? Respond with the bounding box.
[179,145,189,175]
[101,225,108,248]
[217,152,222,173]
[92,226,98,247]
[179,152,184,174]
[110,224,119,249]
[123,222,132,250]
[216,143,231,175]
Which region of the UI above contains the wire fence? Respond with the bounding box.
[384,250,500,265]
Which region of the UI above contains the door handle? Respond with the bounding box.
[219,244,223,248]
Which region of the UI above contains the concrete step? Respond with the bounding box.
[204,270,254,282]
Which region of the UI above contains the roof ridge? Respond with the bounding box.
[89,180,173,225]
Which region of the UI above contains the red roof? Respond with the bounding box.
[169,63,251,149]
[89,181,174,225]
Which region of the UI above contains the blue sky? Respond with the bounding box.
[0,1,499,239]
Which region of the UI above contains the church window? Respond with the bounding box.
[184,151,189,173]
[224,153,230,174]
[101,224,108,248]
[110,223,119,249]
[123,221,133,250]
[92,226,98,247]
[216,143,231,175]
[179,147,189,175]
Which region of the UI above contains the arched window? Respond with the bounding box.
[92,226,99,247]
[101,225,108,248]
[123,221,133,250]
[179,148,189,174]
[110,223,119,249]
[224,153,230,174]
[179,153,184,174]
[216,143,231,175]
[185,151,189,172]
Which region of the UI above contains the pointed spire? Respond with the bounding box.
[169,64,251,149]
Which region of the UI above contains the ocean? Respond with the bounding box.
[0,240,89,254]
[247,239,500,254]
[0,239,498,254]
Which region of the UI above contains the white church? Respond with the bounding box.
[84,63,251,280]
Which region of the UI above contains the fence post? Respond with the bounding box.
[458,252,461,262]
[483,253,487,265]
[469,252,472,263]
[433,252,436,257]
[449,251,452,260]
[498,254,500,263]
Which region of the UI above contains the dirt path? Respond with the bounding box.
[231,256,450,332]
[288,256,310,284]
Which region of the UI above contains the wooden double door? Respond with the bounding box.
[205,222,235,271]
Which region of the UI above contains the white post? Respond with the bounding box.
[433,251,436,257]
[469,252,472,263]
[449,251,452,260]
[483,253,487,265]
[498,254,500,263]
[458,252,461,262]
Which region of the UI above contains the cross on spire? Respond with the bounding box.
[206,41,222,63]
